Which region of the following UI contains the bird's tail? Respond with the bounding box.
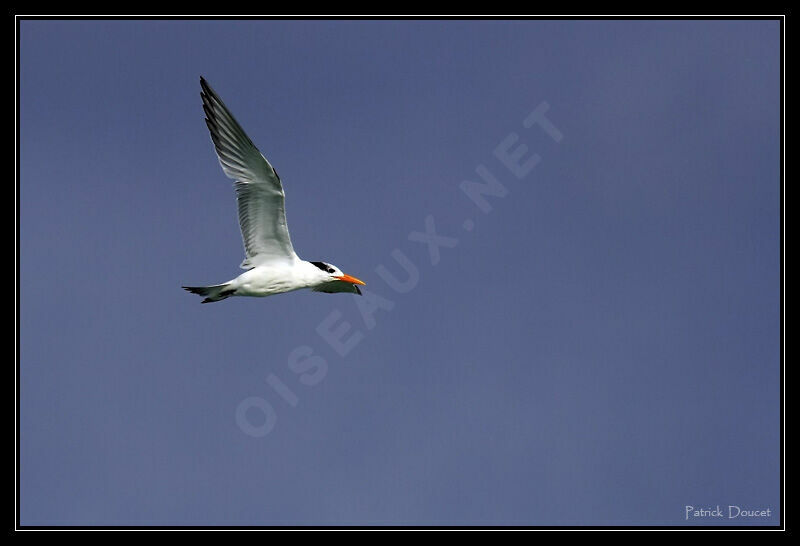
[182,283,236,304]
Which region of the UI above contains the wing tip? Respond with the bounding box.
[199,76,216,104]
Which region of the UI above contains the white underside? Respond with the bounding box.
[227,260,318,297]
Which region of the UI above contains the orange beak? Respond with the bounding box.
[335,273,366,286]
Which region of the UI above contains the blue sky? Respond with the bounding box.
[19,19,781,526]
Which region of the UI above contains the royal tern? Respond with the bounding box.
[183,77,365,304]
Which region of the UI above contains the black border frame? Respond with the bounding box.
[14,14,786,532]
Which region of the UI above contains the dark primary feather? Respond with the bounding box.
[199,76,296,266]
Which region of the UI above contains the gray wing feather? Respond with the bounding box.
[200,77,297,267]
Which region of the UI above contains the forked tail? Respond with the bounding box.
[182,283,236,304]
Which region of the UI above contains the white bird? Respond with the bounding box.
[183,77,365,304]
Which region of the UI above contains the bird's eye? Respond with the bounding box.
[327,267,335,274]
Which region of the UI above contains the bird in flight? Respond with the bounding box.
[183,77,365,303]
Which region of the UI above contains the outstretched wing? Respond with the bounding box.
[200,77,297,268]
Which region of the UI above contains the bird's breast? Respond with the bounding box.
[233,265,308,297]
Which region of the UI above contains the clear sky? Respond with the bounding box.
[19,19,781,526]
